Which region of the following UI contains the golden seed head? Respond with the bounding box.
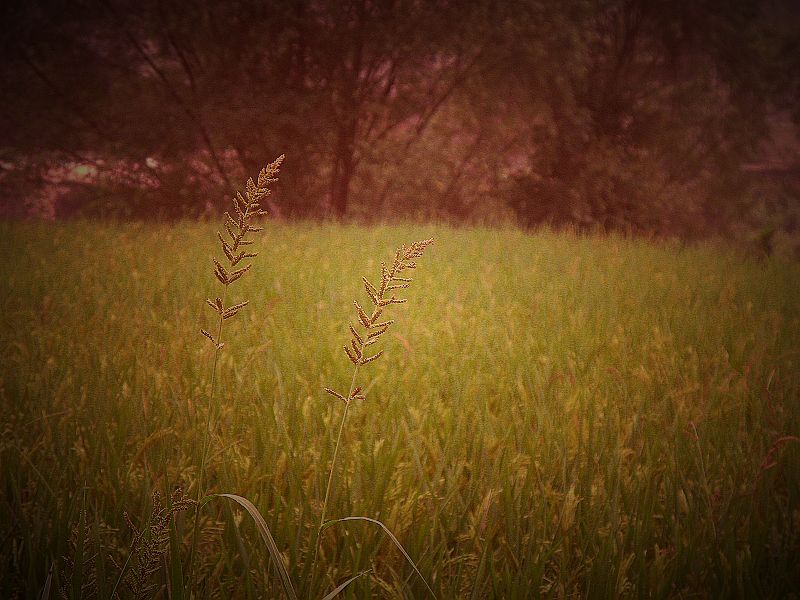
[205,157,282,335]
[325,387,348,403]
[338,238,433,374]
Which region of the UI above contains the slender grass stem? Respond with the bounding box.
[309,363,360,591]
[320,365,360,532]
[181,160,281,595]
[186,284,227,595]
[690,422,718,543]
[308,240,432,594]
[109,550,132,599]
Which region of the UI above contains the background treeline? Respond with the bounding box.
[1,0,798,237]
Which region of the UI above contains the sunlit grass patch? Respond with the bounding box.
[1,220,798,597]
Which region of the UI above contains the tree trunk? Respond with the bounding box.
[330,121,356,218]
[329,0,366,218]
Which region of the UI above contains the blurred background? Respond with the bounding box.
[1,0,798,242]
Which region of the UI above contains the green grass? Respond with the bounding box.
[1,220,799,598]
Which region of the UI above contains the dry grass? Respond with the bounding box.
[114,489,194,599]
[314,238,435,596]
[1,216,799,598]
[189,154,283,594]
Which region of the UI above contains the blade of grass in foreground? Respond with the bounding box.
[38,563,53,600]
[215,494,298,600]
[320,569,372,600]
[321,516,437,599]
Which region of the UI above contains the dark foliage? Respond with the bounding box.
[1,0,797,236]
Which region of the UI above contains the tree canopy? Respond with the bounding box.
[1,0,797,236]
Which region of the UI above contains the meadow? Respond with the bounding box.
[1,220,799,598]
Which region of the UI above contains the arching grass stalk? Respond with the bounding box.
[310,238,433,592]
[186,156,283,593]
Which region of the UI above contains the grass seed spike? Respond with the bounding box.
[189,154,283,593]
[315,238,434,588]
[200,155,284,347]
[327,237,433,393]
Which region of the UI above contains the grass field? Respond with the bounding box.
[1,221,799,599]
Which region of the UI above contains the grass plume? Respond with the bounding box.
[314,238,434,593]
[112,489,195,599]
[187,154,284,592]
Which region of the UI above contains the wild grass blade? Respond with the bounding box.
[215,493,298,600]
[71,489,87,600]
[167,495,186,600]
[321,516,437,599]
[38,563,53,600]
[320,569,373,600]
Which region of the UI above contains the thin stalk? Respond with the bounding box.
[690,422,718,543]
[309,364,360,591]
[304,240,435,595]
[308,253,408,592]
[110,551,132,599]
[187,197,254,593]
[186,284,227,593]
[320,365,360,531]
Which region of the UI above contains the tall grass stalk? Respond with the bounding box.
[318,365,359,537]
[186,156,283,594]
[312,239,434,593]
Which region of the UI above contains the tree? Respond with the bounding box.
[1,0,797,231]
[450,0,799,234]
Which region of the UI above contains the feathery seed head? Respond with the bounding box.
[344,344,359,365]
[354,301,371,328]
[349,324,363,345]
[122,489,195,599]
[330,238,433,400]
[368,324,391,338]
[359,350,383,365]
[202,156,282,345]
